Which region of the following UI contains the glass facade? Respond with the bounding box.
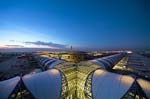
[113,57,128,70]
[84,71,93,99]
[60,71,68,99]
[122,81,147,99]
[10,81,34,99]
[55,62,77,99]
[1,53,149,99]
[77,62,100,99]
[54,62,100,99]
[84,69,149,99]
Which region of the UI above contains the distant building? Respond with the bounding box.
[59,51,87,63]
[35,51,89,63]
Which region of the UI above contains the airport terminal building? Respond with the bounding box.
[0,53,150,99]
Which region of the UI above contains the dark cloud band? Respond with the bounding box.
[23,41,67,49]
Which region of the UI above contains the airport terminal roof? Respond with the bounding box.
[89,53,125,69]
[0,69,64,99]
[91,69,135,99]
[137,79,150,98]
[23,69,62,99]
[0,76,20,99]
[44,59,57,66]
[35,56,65,69]
[89,60,105,69]
[125,53,150,71]
[48,60,65,68]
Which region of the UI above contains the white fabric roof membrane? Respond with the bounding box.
[23,69,62,99]
[44,59,56,66]
[102,58,114,66]
[41,58,48,62]
[36,56,65,69]
[41,58,49,63]
[110,57,118,62]
[39,58,47,62]
[38,56,47,60]
[137,79,150,98]
[48,60,65,69]
[89,60,105,69]
[90,54,124,69]
[44,58,53,63]
[0,76,20,99]
[106,58,115,64]
[106,58,115,63]
[92,69,134,99]
[97,59,111,67]
[44,60,57,68]
[90,59,110,69]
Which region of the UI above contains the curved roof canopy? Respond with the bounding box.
[125,53,150,71]
[41,58,51,65]
[90,54,124,69]
[44,59,57,66]
[0,76,20,99]
[98,59,111,67]
[89,60,105,69]
[48,60,65,68]
[91,69,134,99]
[137,79,150,99]
[101,58,114,66]
[23,69,62,99]
[35,56,65,68]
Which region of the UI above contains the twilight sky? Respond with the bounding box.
[0,0,150,51]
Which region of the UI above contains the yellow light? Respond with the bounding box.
[94,69,105,75]
[138,79,150,91]
[49,69,59,75]
[127,51,132,53]
[120,76,134,85]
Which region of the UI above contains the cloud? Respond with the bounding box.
[9,40,15,42]
[5,45,25,48]
[9,40,22,43]
[23,41,68,49]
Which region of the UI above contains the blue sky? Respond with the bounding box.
[0,0,149,50]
